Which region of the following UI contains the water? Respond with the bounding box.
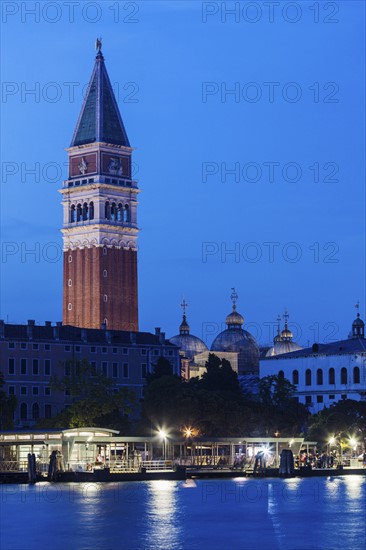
[1,476,365,550]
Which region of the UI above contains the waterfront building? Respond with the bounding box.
[260,309,366,412]
[0,321,179,428]
[61,41,139,331]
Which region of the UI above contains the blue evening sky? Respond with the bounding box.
[0,1,365,347]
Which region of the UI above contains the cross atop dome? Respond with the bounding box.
[230,288,238,310]
[181,298,188,316]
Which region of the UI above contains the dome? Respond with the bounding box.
[210,289,259,373]
[169,309,208,360]
[265,311,303,356]
[266,340,303,357]
[225,307,244,328]
[169,333,208,360]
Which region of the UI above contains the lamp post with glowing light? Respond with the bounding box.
[184,427,193,463]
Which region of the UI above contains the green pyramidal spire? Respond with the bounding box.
[71,47,130,148]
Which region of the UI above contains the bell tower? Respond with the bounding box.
[60,41,139,331]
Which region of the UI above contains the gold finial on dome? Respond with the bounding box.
[180,298,188,316]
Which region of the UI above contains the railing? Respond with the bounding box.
[0,461,28,472]
[142,460,173,471]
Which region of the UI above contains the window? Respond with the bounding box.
[68,303,72,311]
[89,201,94,219]
[68,279,72,287]
[102,362,108,376]
[113,347,117,354]
[305,396,312,405]
[32,403,40,420]
[168,350,173,356]
[44,360,51,376]
[20,343,27,350]
[91,346,96,353]
[45,404,52,419]
[154,350,159,356]
[68,255,72,263]
[65,389,71,396]
[123,348,128,355]
[65,345,71,352]
[123,364,129,378]
[292,370,299,385]
[278,370,284,380]
[75,346,81,352]
[102,347,107,354]
[353,366,360,384]
[21,387,27,395]
[45,387,51,396]
[20,359,27,375]
[32,359,39,375]
[103,270,108,277]
[329,395,335,400]
[8,342,15,349]
[8,358,15,375]
[103,247,107,255]
[20,403,27,420]
[32,343,39,350]
[305,369,312,386]
[341,368,347,385]
[32,387,39,396]
[45,344,50,351]
[8,386,15,395]
[329,368,335,385]
[316,369,323,385]
[112,363,118,377]
[104,295,108,302]
[316,395,323,403]
[141,349,147,355]
[341,394,347,399]
[141,363,147,378]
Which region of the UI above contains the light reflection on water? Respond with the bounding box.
[1,476,365,550]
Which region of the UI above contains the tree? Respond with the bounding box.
[38,359,136,429]
[200,354,241,395]
[0,371,17,429]
[146,356,173,383]
[307,399,366,446]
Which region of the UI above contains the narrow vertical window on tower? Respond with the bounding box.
[61,44,139,331]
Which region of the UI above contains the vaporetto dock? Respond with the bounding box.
[0,428,364,483]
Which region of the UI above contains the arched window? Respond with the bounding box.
[124,204,130,223]
[32,403,40,420]
[105,201,110,220]
[89,201,94,220]
[278,370,284,380]
[316,369,323,385]
[70,205,76,223]
[20,403,27,420]
[76,204,82,222]
[111,203,117,221]
[329,368,335,384]
[353,366,360,384]
[305,369,312,386]
[82,202,88,221]
[117,203,123,221]
[292,370,299,385]
[341,367,347,385]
